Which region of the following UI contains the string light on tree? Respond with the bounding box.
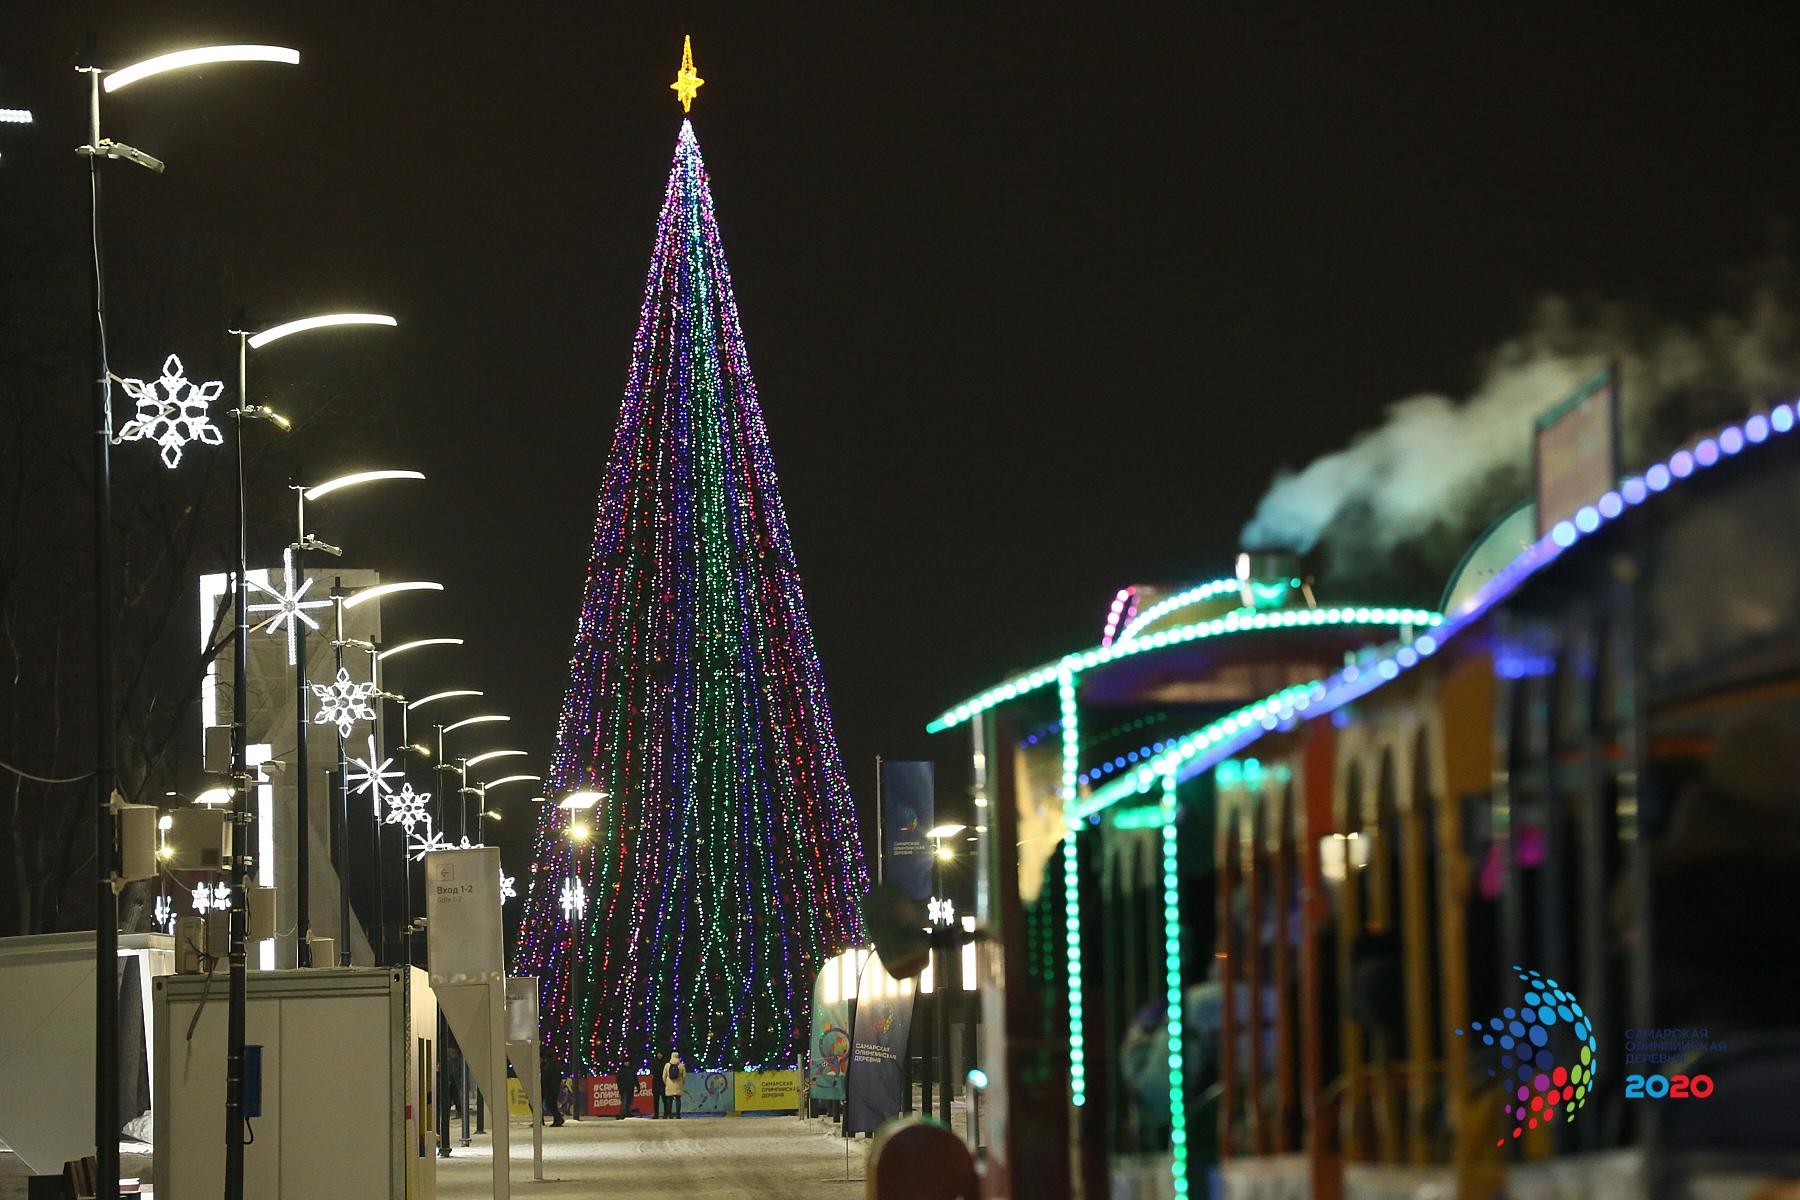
[247,547,330,666]
[311,666,377,737]
[515,88,867,1072]
[115,354,226,468]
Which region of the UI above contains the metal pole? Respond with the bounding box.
[369,647,387,964]
[82,55,120,1200]
[225,327,252,1200]
[333,584,351,964]
[293,488,312,966]
[874,756,883,885]
[400,702,412,964]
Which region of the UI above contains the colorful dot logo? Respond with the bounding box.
[1453,966,1598,1145]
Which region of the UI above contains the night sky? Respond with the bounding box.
[7,2,1799,861]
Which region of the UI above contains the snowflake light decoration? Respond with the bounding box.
[384,782,431,833]
[248,547,330,666]
[191,882,231,914]
[154,894,176,933]
[116,354,225,468]
[499,869,516,902]
[311,666,377,738]
[407,818,450,862]
[928,896,956,926]
[348,733,403,814]
[560,876,587,921]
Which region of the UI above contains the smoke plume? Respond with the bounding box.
[1240,264,1800,603]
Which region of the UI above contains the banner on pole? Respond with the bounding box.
[880,760,935,901]
[843,951,915,1134]
[809,949,863,1100]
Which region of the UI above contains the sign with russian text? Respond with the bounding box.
[844,952,915,1134]
[881,760,935,901]
[735,1068,801,1111]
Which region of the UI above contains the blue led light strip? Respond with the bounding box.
[1077,402,1800,819]
[927,605,1441,734]
[1162,769,1188,1197]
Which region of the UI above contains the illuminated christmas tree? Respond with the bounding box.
[515,114,868,1072]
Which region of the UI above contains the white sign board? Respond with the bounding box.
[425,847,504,986]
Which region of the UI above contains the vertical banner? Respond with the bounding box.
[844,952,915,1135]
[808,950,861,1100]
[881,760,935,901]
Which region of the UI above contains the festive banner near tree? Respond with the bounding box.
[735,1068,802,1111]
[583,1074,655,1116]
[881,760,935,901]
[809,959,854,1100]
[844,952,915,1135]
[685,1068,735,1114]
[513,116,868,1074]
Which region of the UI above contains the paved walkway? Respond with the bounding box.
[435,1113,870,1200]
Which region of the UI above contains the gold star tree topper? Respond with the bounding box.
[671,36,704,112]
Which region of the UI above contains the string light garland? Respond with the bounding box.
[515,119,868,1074]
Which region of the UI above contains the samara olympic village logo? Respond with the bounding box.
[1454,966,1599,1145]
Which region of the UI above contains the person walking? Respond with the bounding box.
[539,1050,564,1127]
[615,1057,637,1119]
[662,1051,687,1119]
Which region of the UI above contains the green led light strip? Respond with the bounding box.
[1114,578,1238,643]
[1162,769,1188,1196]
[926,606,1439,733]
[1074,682,1319,818]
[1059,666,1086,1107]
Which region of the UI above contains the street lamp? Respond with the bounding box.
[79,41,296,1200]
[270,463,419,968]
[409,689,482,710]
[319,576,440,964]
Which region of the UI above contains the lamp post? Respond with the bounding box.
[77,42,296,1200]
[375,639,464,964]
[234,325,404,972]
[322,579,442,964]
[926,824,965,1122]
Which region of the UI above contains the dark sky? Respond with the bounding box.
[7,2,1800,859]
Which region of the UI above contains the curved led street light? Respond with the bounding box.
[305,469,425,503]
[343,580,442,611]
[443,714,509,734]
[378,637,464,662]
[103,45,300,92]
[486,775,542,789]
[409,689,482,711]
[250,312,397,350]
[465,749,526,769]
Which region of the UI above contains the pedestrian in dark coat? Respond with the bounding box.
[649,1050,667,1117]
[615,1059,636,1118]
[539,1051,564,1127]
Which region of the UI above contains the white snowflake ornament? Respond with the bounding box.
[349,733,404,813]
[407,817,450,862]
[311,667,377,738]
[191,882,231,914]
[247,547,330,666]
[154,894,176,933]
[560,876,587,921]
[116,354,226,468]
[384,781,431,833]
[499,869,516,902]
